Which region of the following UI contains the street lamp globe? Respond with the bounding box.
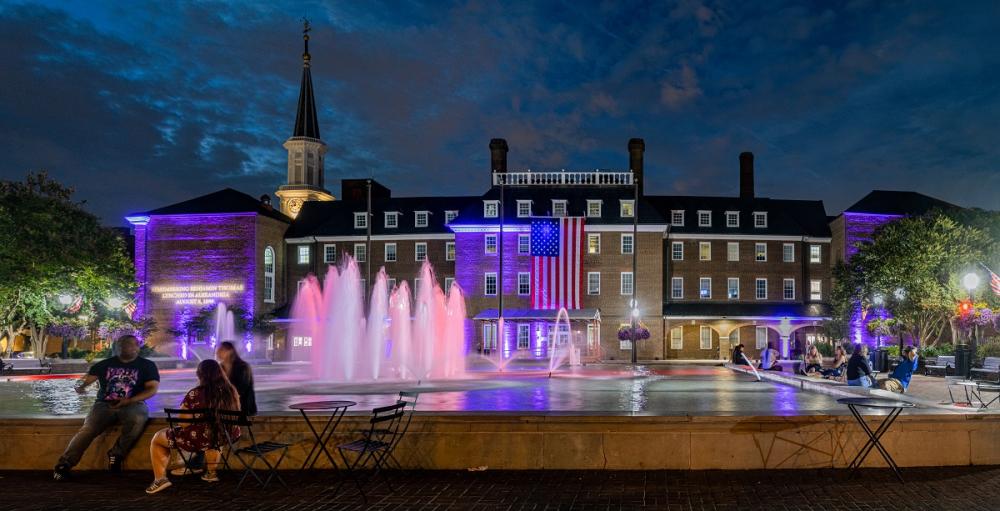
[872,293,884,306]
[893,288,906,301]
[57,294,73,305]
[631,308,640,318]
[963,272,980,292]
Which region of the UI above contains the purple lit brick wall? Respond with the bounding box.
[842,212,903,347]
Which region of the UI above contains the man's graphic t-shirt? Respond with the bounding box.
[87,357,160,402]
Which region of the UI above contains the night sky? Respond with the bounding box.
[2,1,998,226]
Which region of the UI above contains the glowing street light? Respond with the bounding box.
[963,272,980,293]
[58,294,73,305]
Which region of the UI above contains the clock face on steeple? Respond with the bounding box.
[287,198,304,215]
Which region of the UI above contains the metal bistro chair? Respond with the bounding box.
[217,410,291,491]
[334,402,408,501]
[164,407,217,478]
[385,391,419,469]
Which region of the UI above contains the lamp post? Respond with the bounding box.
[958,272,981,378]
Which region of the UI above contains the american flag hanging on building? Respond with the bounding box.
[530,216,585,309]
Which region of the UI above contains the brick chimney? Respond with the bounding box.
[628,138,644,195]
[739,151,754,199]
[489,138,508,174]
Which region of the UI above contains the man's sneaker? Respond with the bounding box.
[108,452,123,473]
[145,478,172,494]
[170,466,204,476]
[201,471,220,483]
[53,464,71,481]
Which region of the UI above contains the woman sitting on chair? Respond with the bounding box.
[146,359,241,494]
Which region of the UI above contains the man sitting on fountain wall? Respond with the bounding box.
[877,346,918,393]
[53,335,161,480]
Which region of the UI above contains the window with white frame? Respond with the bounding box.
[485,234,497,254]
[415,211,429,227]
[783,278,795,300]
[671,277,683,299]
[412,278,422,293]
[671,210,684,226]
[518,234,530,255]
[292,335,313,347]
[587,200,602,217]
[725,211,739,227]
[699,277,712,299]
[445,241,455,261]
[809,245,821,263]
[753,211,767,228]
[517,323,530,350]
[387,278,397,290]
[699,241,711,261]
[620,200,635,218]
[727,278,739,299]
[484,272,497,296]
[552,200,567,217]
[698,210,711,227]
[620,272,634,295]
[384,212,398,228]
[783,243,794,262]
[354,243,366,262]
[384,242,397,262]
[445,210,458,223]
[587,233,600,254]
[517,272,530,295]
[482,323,497,351]
[517,200,531,218]
[727,242,739,262]
[700,326,712,350]
[297,279,306,292]
[354,212,367,229]
[588,272,601,295]
[755,278,767,300]
[297,245,310,264]
[810,279,822,300]
[415,242,427,261]
[755,326,768,349]
[672,241,683,261]
[484,200,499,218]
[263,246,275,303]
[755,242,767,262]
[444,277,454,291]
[621,233,634,254]
[732,327,740,349]
[323,244,336,264]
[670,326,683,349]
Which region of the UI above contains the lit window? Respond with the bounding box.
[783,243,794,263]
[354,212,367,229]
[756,326,768,349]
[297,245,310,265]
[810,245,821,263]
[384,243,397,262]
[699,242,711,261]
[621,234,634,255]
[810,280,822,300]
[725,211,739,228]
[620,200,635,218]
[672,241,683,261]
[698,210,711,227]
[753,212,767,228]
[755,243,767,262]
[482,323,497,351]
[671,210,684,226]
[485,234,497,254]
[446,242,455,261]
[444,277,454,291]
[263,246,275,303]
[484,272,497,296]
[445,210,458,223]
[384,212,398,228]
[783,278,795,300]
[670,326,683,349]
[353,243,366,262]
[755,278,767,300]
[699,277,711,299]
[415,242,427,261]
[323,244,336,264]
[484,201,499,218]
[727,242,739,262]
[700,326,712,350]
[587,200,602,217]
[588,272,601,295]
[620,272,634,295]
[671,277,683,299]
[552,200,567,217]
[415,211,429,227]
[518,234,530,255]
[517,272,530,295]
[517,200,531,218]
[587,233,600,254]
[517,324,530,350]
[727,278,739,299]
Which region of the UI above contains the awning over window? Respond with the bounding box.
[473,308,601,321]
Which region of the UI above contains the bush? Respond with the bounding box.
[936,343,955,355]
[815,342,835,357]
[66,348,92,359]
[920,345,939,358]
[977,343,1000,360]
[884,345,900,357]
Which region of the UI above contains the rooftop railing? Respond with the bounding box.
[492,170,634,186]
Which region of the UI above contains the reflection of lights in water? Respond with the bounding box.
[30,379,92,416]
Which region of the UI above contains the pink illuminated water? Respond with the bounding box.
[291,256,467,382]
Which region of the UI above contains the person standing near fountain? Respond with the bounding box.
[53,335,160,480]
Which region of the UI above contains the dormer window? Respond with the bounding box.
[517,200,532,218]
[552,200,567,217]
[354,212,367,229]
[671,210,684,226]
[620,200,635,218]
[725,211,739,228]
[697,210,711,227]
[384,212,399,228]
[586,200,602,218]
[484,200,499,218]
[415,211,429,228]
[445,210,458,223]
[753,212,768,228]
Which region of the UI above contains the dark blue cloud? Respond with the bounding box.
[1,0,998,225]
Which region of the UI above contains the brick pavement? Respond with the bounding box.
[3,466,1000,511]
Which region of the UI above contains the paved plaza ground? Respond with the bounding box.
[3,466,1000,510]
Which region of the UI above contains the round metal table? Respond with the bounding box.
[289,400,357,470]
[837,397,915,483]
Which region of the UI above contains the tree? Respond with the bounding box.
[0,173,136,358]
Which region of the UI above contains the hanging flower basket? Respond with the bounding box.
[618,323,651,341]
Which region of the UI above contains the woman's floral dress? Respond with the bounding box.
[166,387,240,451]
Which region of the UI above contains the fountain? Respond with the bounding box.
[291,256,467,382]
[548,308,580,375]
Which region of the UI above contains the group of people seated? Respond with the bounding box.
[52,335,257,494]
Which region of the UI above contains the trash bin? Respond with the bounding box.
[955,346,973,379]
[872,348,890,372]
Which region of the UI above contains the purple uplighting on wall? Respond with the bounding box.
[843,211,903,347]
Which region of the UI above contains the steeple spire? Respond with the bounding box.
[293,19,320,140]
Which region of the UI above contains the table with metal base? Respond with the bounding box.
[289,400,356,470]
[838,397,915,483]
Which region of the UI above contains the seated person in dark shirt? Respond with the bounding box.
[846,344,874,387]
[732,344,747,365]
[820,346,848,379]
